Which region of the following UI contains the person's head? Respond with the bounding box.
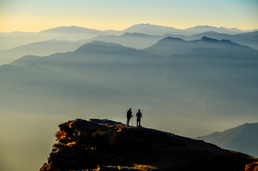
[138,109,140,112]
[129,108,131,110]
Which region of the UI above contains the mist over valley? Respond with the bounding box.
[1,24,258,171]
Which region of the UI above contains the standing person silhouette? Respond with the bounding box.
[136,109,142,127]
[126,108,133,126]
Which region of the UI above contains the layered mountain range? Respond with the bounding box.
[1,36,258,120]
[1,24,257,65]
[1,24,258,171]
[1,23,257,51]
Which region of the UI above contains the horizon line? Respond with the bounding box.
[1,23,257,34]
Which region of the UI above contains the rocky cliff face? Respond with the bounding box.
[40,119,258,171]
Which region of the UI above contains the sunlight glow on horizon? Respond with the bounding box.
[1,21,258,33]
[0,0,258,32]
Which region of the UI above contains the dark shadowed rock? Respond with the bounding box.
[245,162,258,171]
[40,119,258,171]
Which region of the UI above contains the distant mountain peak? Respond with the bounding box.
[153,37,186,46]
[127,23,176,29]
[122,32,156,37]
[200,36,219,42]
[221,39,233,44]
[201,36,247,49]
[164,37,185,41]
[74,40,140,55]
[89,40,128,47]
[139,23,151,25]
[200,36,236,45]
[11,55,40,65]
[38,26,104,35]
[192,25,218,29]
[197,122,258,157]
[75,40,123,51]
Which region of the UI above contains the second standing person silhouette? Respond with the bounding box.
[136,109,142,127]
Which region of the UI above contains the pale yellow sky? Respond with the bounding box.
[0,0,257,32]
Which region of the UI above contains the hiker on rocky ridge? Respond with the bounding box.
[136,109,142,127]
[126,108,133,126]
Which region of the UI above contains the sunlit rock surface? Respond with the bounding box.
[40,119,258,171]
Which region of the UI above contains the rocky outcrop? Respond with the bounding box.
[245,162,258,171]
[40,119,258,171]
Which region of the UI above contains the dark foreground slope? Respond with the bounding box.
[40,119,258,171]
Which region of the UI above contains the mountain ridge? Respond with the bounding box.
[188,31,258,49]
[1,24,257,51]
[0,39,85,65]
[121,23,247,36]
[2,24,255,34]
[38,25,104,34]
[144,36,256,57]
[196,122,258,157]
[10,40,160,67]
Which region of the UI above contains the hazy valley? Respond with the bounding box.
[1,24,258,171]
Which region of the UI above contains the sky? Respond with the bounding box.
[0,0,258,32]
[1,1,258,171]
